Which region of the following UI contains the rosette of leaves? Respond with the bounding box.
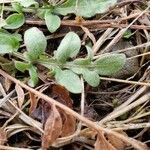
[54,32,126,93]
[1,27,126,93]
[15,27,47,87]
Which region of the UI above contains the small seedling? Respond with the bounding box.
[0,27,126,93]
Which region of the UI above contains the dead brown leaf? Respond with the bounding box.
[42,104,62,150]
[94,132,117,150]
[60,110,76,137]
[52,85,76,137]
[29,92,38,115]
[106,131,126,150]
[52,85,73,108]
[15,84,25,108]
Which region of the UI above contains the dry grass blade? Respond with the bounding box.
[15,84,25,108]
[0,90,15,107]
[0,128,7,145]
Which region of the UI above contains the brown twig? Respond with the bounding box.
[25,12,145,27]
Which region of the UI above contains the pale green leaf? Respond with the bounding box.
[94,53,126,76]
[45,11,61,33]
[15,61,31,72]
[82,70,100,87]
[11,2,23,13]
[28,66,39,87]
[0,32,20,54]
[69,58,91,74]
[4,13,25,29]
[55,32,81,63]
[55,69,82,93]
[55,0,117,18]
[24,27,47,61]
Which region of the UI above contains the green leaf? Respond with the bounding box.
[54,0,117,18]
[11,2,23,13]
[28,65,39,87]
[123,30,133,39]
[45,11,61,33]
[14,0,39,8]
[94,53,126,76]
[82,70,100,87]
[24,27,47,61]
[55,32,81,63]
[15,61,31,72]
[55,69,82,93]
[37,7,51,19]
[4,13,25,29]
[0,32,20,54]
[69,58,91,74]
[15,61,38,87]
[13,33,22,42]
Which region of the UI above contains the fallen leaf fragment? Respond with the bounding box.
[29,92,38,115]
[106,131,126,150]
[94,132,117,150]
[52,85,73,108]
[42,104,62,150]
[60,110,76,137]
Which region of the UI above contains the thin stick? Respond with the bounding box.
[99,94,150,124]
[0,145,31,150]
[100,77,150,87]
[112,122,150,131]
[127,51,150,60]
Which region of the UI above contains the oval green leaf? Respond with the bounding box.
[55,69,82,93]
[82,70,100,87]
[11,2,23,13]
[15,61,31,72]
[55,0,117,18]
[45,11,61,33]
[24,27,47,61]
[94,53,126,76]
[55,32,81,63]
[4,13,25,29]
[70,58,91,74]
[0,32,20,54]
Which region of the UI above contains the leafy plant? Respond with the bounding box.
[0,0,126,93]
[1,0,117,32]
[0,27,126,93]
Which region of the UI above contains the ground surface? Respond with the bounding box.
[0,0,150,150]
